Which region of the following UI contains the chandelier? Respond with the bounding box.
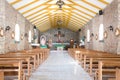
[57,20,63,25]
[56,0,65,9]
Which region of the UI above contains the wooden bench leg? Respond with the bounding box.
[116,68,120,80]
[0,71,4,80]
[98,61,102,80]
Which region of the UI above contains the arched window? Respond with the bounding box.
[99,24,104,41]
[87,30,90,42]
[15,24,20,42]
[28,30,32,43]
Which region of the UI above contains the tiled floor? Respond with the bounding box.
[29,50,92,80]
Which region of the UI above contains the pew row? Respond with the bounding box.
[68,48,120,80]
[0,48,50,80]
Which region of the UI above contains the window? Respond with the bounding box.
[28,30,32,43]
[15,24,20,42]
[87,30,90,42]
[99,24,104,41]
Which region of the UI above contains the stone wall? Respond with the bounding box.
[41,28,78,43]
[80,0,120,54]
[0,0,33,54]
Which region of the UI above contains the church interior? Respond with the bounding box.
[0,0,120,80]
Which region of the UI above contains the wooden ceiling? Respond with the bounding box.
[6,0,113,32]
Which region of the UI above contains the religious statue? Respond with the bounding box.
[40,35,47,48]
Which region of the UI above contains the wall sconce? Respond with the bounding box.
[109,25,113,31]
[24,33,28,37]
[34,25,36,29]
[11,31,15,39]
[83,36,86,39]
[0,27,4,37]
[5,26,11,31]
[90,33,94,37]
[21,34,24,40]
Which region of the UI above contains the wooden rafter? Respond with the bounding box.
[28,11,48,21]
[70,19,84,26]
[10,0,21,5]
[16,0,39,10]
[25,5,51,18]
[33,17,49,24]
[72,12,90,20]
[98,0,109,5]
[81,0,102,10]
[22,0,52,14]
[69,0,97,14]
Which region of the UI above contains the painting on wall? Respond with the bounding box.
[104,31,108,39]
[115,28,120,36]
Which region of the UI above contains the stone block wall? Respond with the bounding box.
[41,28,78,43]
[80,0,120,54]
[0,0,33,54]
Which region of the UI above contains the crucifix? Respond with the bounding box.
[54,30,65,43]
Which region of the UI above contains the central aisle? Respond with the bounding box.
[29,51,92,80]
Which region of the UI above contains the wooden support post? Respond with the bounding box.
[18,61,22,80]
[83,55,86,70]
[90,58,93,75]
[0,71,4,80]
[98,61,102,80]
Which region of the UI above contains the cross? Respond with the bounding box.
[54,31,65,42]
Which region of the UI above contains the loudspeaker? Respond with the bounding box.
[99,10,103,15]
[78,29,81,32]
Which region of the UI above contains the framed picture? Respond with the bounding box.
[21,34,24,40]
[115,28,120,36]
[0,27,4,37]
[95,34,98,40]
[104,31,108,39]
[11,31,15,39]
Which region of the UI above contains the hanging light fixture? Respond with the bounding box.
[57,20,63,25]
[56,0,65,9]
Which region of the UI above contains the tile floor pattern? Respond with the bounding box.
[29,50,92,80]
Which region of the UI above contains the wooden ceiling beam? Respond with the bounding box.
[16,0,39,10]
[68,24,80,30]
[69,0,97,14]
[70,18,85,25]
[70,19,84,26]
[22,0,52,14]
[36,20,49,27]
[71,15,87,23]
[72,12,90,20]
[72,15,88,23]
[10,0,21,5]
[25,5,51,18]
[28,12,48,21]
[32,17,49,24]
[98,0,109,5]
[68,5,94,18]
[81,0,102,10]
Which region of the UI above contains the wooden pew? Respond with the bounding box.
[0,48,50,80]
[0,60,23,80]
[68,48,120,80]
[0,54,32,77]
[97,61,120,80]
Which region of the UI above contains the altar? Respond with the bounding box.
[52,43,69,50]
